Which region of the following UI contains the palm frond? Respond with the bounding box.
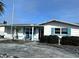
[0,1,4,14]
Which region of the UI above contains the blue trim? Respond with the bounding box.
[51,28,54,35]
[68,28,71,35]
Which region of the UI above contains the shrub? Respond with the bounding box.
[39,36,49,43]
[48,35,59,44]
[44,36,49,43]
[61,36,79,46]
[39,35,59,44]
[39,36,45,43]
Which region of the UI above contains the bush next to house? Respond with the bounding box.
[39,35,49,43]
[61,36,79,46]
[39,35,59,44]
[39,35,79,46]
[47,35,59,44]
[39,36,45,43]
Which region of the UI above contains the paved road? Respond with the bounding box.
[0,42,78,58]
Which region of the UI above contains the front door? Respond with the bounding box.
[39,28,44,39]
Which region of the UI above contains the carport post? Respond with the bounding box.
[58,38,61,45]
[32,26,34,41]
[14,26,16,39]
[58,29,62,45]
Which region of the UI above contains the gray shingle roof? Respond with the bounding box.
[40,20,79,27]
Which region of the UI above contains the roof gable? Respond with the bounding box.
[40,20,79,27]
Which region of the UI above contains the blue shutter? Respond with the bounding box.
[68,28,71,36]
[51,28,55,35]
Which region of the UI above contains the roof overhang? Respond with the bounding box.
[0,24,44,27]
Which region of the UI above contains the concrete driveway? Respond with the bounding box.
[0,42,78,58]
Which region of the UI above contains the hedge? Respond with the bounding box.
[39,35,59,44]
[61,36,79,46]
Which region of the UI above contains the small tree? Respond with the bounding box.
[0,1,4,14]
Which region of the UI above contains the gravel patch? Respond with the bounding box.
[51,44,79,57]
[0,42,78,58]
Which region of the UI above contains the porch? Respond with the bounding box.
[4,25,44,41]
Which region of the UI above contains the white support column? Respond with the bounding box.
[32,26,34,41]
[58,28,62,45]
[58,36,62,45]
[14,27,16,39]
[29,27,30,39]
[58,38,61,45]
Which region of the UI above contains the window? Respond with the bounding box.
[62,28,68,34]
[55,28,60,34]
[51,28,70,35]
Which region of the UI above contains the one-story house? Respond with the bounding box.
[0,20,79,41]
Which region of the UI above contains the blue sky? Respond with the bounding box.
[0,0,79,24]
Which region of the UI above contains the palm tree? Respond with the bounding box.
[0,1,4,14]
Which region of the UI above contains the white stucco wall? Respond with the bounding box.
[0,27,5,35]
[44,22,79,37]
[44,25,51,36]
[71,27,79,36]
[4,27,13,39]
[0,27,5,32]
